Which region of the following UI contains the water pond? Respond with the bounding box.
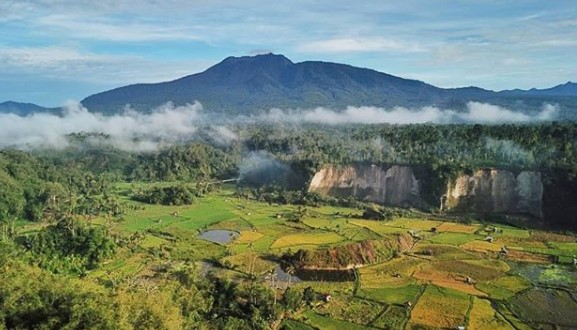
[197,229,239,244]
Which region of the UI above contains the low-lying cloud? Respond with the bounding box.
[0,101,237,151]
[261,102,558,125]
[0,100,558,151]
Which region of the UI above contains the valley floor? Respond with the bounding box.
[16,184,577,329]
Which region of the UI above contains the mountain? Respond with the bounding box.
[0,101,53,115]
[501,82,577,97]
[80,53,576,116]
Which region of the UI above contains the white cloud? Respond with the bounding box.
[259,102,558,125]
[0,46,119,69]
[298,37,425,53]
[0,100,558,151]
[0,45,212,85]
[0,101,207,151]
[36,15,203,42]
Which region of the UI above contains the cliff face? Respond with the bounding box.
[445,169,543,218]
[309,165,544,218]
[308,165,423,207]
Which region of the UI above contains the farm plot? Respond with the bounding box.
[531,231,576,243]
[314,294,385,327]
[508,288,577,328]
[412,243,478,260]
[358,284,423,305]
[302,311,379,330]
[305,219,381,241]
[408,285,471,329]
[371,305,408,329]
[436,222,480,233]
[386,218,443,230]
[461,240,504,253]
[270,231,346,249]
[427,232,482,245]
[359,256,424,288]
[222,253,276,275]
[235,230,264,244]
[348,219,407,235]
[431,259,507,281]
[412,266,488,296]
[468,297,513,330]
[476,274,531,300]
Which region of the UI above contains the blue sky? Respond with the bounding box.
[1,0,576,106]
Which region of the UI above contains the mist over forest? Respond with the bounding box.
[0,100,561,152]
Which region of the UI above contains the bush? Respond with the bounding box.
[132,185,198,205]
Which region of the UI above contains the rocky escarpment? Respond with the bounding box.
[308,165,424,208]
[445,169,543,218]
[309,164,545,219]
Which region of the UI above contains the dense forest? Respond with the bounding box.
[1,122,577,328]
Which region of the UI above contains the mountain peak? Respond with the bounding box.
[216,53,293,69]
[207,53,293,73]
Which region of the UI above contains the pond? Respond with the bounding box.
[197,229,239,244]
[295,267,356,282]
[508,262,577,287]
[273,265,302,284]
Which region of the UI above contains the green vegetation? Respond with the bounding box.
[2,121,577,329]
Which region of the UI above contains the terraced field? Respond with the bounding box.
[73,185,577,329]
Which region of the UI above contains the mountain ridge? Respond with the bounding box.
[2,54,576,116]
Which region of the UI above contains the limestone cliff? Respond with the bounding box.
[445,169,543,218]
[308,165,423,207]
[309,165,544,218]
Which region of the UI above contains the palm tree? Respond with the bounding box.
[285,264,296,288]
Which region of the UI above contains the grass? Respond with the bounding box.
[302,310,378,330]
[18,184,577,329]
[139,234,167,249]
[314,294,385,326]
[499,227,531,239]
[371,305,408,329]
[409,285,471,329]
[292,281,355,295]
[281,319,316,330]
[208,218,253,231]
[113,194,237,232]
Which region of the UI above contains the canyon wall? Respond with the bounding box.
[308,165,424,207]
[445,169,543,218]
[309,165,544,218]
